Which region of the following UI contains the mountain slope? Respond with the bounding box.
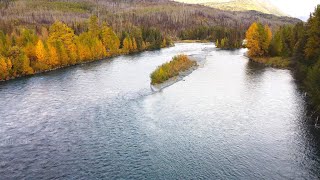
[0,0,299,36]
[174,0,286,16]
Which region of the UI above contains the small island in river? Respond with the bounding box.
[150,55,198,90]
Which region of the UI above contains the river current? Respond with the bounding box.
[0,43,319,179]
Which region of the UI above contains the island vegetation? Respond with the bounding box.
[245,5,320,112]
[150,55,196,85]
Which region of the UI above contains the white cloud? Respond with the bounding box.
[270,0,319,18]
[174,0,319,20]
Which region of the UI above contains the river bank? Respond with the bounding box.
[174,40,210,43]
[244,53,291,69]
[243,53,320,124]
[0,46,172,82]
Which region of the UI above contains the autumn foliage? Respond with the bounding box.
[150,55,196,85]
[245,22,272,57]
[245,5,320,112]
[0,16,172,81]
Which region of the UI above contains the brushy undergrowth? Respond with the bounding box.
[150,55,196,85]
[251,56,290,68]
[27,1,94,13]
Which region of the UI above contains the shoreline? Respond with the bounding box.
[244,54,291,69]
[0,47,171,83]
[174,40,210,43]
[0,57,110,82]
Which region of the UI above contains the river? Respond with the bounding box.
[0,43,319,179]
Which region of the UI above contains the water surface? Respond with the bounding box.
[0,43,319,179]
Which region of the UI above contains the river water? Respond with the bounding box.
[0,43,319,179]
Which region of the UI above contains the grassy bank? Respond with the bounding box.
[150,55,197,85]
[249,56,291,69]
[175,40,210,43]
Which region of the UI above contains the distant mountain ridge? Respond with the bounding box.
[174,0,287,16]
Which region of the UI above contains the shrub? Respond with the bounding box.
[150,55,196,85]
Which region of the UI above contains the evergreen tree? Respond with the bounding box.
[8,46,33,76]
[305,5,320,62]
[264,25,272,54]
[269,31,283,56]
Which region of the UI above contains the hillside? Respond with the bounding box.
[174,0,286,16]
[0,0,300,36]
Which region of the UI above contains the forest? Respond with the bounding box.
[0,0,302,81]
[0,15,172,80]
[0,0,300,37]
[179,26,244,49]
[245,5,320,113]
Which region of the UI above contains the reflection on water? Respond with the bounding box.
[0,43,319,179]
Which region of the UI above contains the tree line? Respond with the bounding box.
[215,27,244,49]
[0,0,300,38]
[245,5,320,113]
[179,26,244,49]
[0,16,172,80]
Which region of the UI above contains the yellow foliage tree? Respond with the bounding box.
[246,22,262,57]
[91,39,106,59]
[8,46,33,76]
[6,58,12,71]
[97,40,107,59]
[129,38,134,51]
[77,42,91,61]
[162,38,167,48]
[141,41,147,50]
[24,42,37,62]
[265,25,272,48]
[48,21,77,65]
[36,40,47,64]
[246,22,273,57]
[132,38,138,51]
[0,56,9,80]
[100,24,120,56]
[35,40,50,71]
[261,25,272,55]
[89,15,100,38]
[48,44,59,67]
[123,37,130,53]
[56,42,69,66]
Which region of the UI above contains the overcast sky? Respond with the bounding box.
[175,0,319,20]
[269,0,319,20]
